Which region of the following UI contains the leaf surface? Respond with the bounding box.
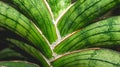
[54,16,120,54]
[3,0,58,43]
[0,1,52,58]
[7,38,50,67]
[46,0,72,19]
[57,0,120,36]
[52,48,120,67]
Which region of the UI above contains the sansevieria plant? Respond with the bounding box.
[1,0,120,67]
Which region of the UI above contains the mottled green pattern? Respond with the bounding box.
[54,16,120,54]
[47,0,71,19]
[4,0,58,43]
[1,0,120,67]
[52,49,120,67]
[57,0,120,36]
[0,61,39,67]
[8,39,49,67]
[0,2,52,58]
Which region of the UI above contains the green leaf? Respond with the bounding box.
[0,48,25,60]
[54,16,120,54]
[3,0,58,43]
[0,61,39,67]
[52,48,120,67]
[47,0,72,19]
[7,38,50,67]
[57,0,120,36]
[0,1,52,58]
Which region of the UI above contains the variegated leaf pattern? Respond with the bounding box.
[57,0,120,36]
[54,16,120,54]
[0,0,120,67]
[52,48,120,67]
[3,0,58,43]
[0,1,52,58]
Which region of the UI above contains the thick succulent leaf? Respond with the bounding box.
[7,38,50,67]
[0,61,39,67]
[0,48,25,60]
[57,0,120,36]
[0,1,52,58]
[46,0,72,19]
[52,48,120,67]
[54,16,120,54]
[2,0,58,43]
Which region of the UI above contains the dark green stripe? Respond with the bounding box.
[17,0,38,23]
[58,0,118,37]
[0,23,37,47]
[55,24,120,53]
[59,0,86,35]
[52,49,120,67]
[0,2,52,58]
[52,53,93,65]
[67,31,120,52]
[73,1,114,30]
[61,59,120,66]
[58,0,100,36]
[64,0,101,35]
[9,0,57,43]
[55,16,120,53]
[88,40,120,47]
[0,13,40,44]
[17,0,49,42]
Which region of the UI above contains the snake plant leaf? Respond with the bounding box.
[54,16,120,54]
[0,61,39,67]
[0,48,25,60]
[0,1,52,58]
[7,38,50,67]
[57,0,120,37]
[46,0,72,19]
[2,0,58,43]
[52,48,120,67]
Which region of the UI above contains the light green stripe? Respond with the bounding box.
[0,1,52,58]
[54,16,120,54]
[3,0,58,43]
[52,49,120,67]
[57,0,120,37]
[46,0,71,19]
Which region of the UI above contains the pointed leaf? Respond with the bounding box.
[54,16,120,54]
[52,48,120,67]
[3,0,58,43]
[7,38,50,67]
[0,61,39,67]
[0,1,52,58]
[57,0,120,36]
